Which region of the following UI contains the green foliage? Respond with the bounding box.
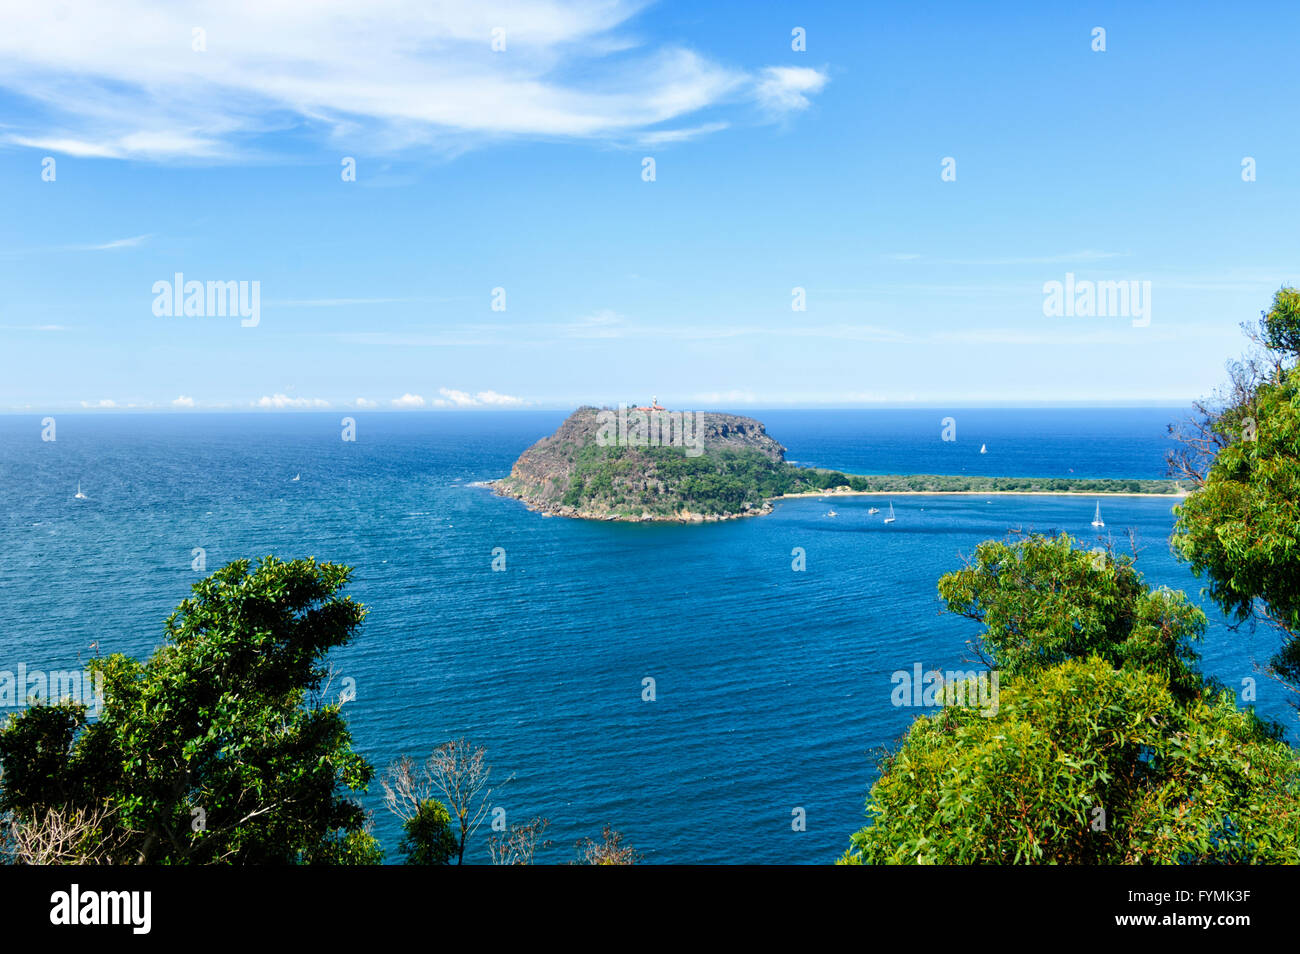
[1261,286,1300,360]
[311,826,385,866]
[844,533,1300,865]
[0,556,377,864]
[549,443,1178,520]
[938,533,1205,697]
[841,658,1300,864]
[1173,368,1300,673]
[399,798,459,865]
[821,473,1177,495]
[561,444,799,517]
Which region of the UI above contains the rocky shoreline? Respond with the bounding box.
[489,479,773,522]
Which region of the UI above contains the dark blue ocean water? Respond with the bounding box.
[0,408,1291,864]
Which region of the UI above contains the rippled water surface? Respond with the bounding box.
[0,409,1287,863]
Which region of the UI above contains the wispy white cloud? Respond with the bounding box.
[271,297,427,308]
[439,388,478,407]
[474,390,526,406]
[253,393,330,408]
[754,66,828,113]
[885,250,1125,266]
[636,121,730,145]
[0,235,151,257]
[83,234,151,251]
[79,398,117,408]
[171,395,195,407]
[354,397,378,408]
[0,2,827,161]
[386,389,525,408]
[435,387,527,407]
[561,309,629,339]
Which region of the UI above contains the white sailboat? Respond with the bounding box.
[74,481,87,500]
[979,443,987,454]
[291,473,301,482]
[868,506,880,514]
[883,501,896,524]
[1091,501,1104,528]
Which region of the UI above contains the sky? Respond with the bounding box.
[0,0,1297,412]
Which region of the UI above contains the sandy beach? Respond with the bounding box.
[773,489,1187,501]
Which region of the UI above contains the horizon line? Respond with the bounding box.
[0,400,1199,415]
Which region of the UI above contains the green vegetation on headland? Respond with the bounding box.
[785,469,1178,496]
[493,405,1180,522]
[552,448,1179,520]
[552,442,798,518]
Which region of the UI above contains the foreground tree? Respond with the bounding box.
[843,657,1299,864]
[1171,287,1300,698]
[842,534,1300,864]
[938,533,1205,697]
[0,556,380,864]
[382,738,500,864]
[381,756,459,865]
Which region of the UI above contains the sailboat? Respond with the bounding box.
[867,506,880,514]
[979,443,987,454]
[74,481,87,500]
[883,502,896,524]
[291,473,301,482]
[1091,501,1104,528]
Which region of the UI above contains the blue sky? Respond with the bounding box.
[0,0,1297,411]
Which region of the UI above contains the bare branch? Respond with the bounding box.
[574,824,640,865]
[489,816,550,865]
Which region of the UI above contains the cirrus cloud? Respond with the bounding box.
[0,1,829,161]
[754,66,829,113]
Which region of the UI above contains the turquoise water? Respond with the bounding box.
[0,409,1289,864]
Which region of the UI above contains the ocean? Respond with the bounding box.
[0,407,1290,864]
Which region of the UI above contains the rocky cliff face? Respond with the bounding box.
[492,406,789,521]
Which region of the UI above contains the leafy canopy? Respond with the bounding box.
[938,533,1206,697]
[842,657,1299,864]
[0,556,378,864]
[1172,287,1300,690]
[398,798,459,865]
[843,534,1300,864]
